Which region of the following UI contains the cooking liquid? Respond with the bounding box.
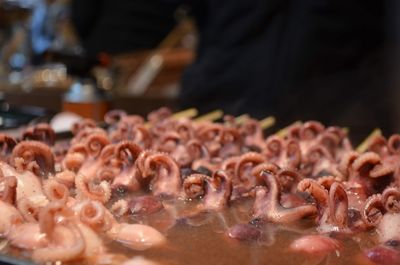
[111,198,375,265]
[1,198,376,265]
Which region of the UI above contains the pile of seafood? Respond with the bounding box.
[0,107,400,265]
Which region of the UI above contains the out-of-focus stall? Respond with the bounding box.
[0,0,194,130]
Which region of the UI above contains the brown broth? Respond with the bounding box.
[109,199,374,265]
[1,198,376,265]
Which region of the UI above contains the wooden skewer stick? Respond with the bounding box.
[194,110,224,122]
[276,121,302,138]
[356,128,382,153]
[260,116,276,130]
[234,114,250,125]
[145,108,198,128]
[171,108,198,120]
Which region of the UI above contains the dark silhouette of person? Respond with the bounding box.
[171,0,398,137]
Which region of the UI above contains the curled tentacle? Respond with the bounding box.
[11,140,55,176]
[147,107,172,123]
[362,194,385,226]
[251,162,280,178]
[234,152,265,182]
[183,174,206,199]
[297,178,329,208]
[142,152,181,197]
[75,174,111,204]
[317,176,337,190]
[62,152,86,172]
[22,123,56,146]
[338,151,359,177]
[264,136,284,159]
[285,139,302,169]
[318,131,341,157]
[43,179,69,204]
[77,200,110,231]
[388,134,400,155]
[299,121,325,141]
[328,182,348,228]
[203,170,232,211]
[111,199,129,217]
[186,139,210,161]
[367,135,388,155]
[382,187,400,213]
[352,152,381,173]
[0,134,17,161]
[253,171,317,224]
[71,119,97,135]
[54,170,76,188]
[116,141,143,167]
[275,169,302,193]
[370,163,396,178]
[104,109,127,125]
[85,133,110,158]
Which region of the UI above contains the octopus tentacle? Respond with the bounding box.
[318,131,341,156]
[85,133,110,158]
[104,110,127,125]
[338,151,359,177]
[234,152,265,182]
[110,199,129,217]
[297,179,329,208]
[362,194,385,226]
[32,222,85,263]
[54,170,76,188]
[367,135,388,155]
[11,140,55,176]
[352,152,381,172]
[251,162,280,180]
[22,123,56,146]
[186,139,210,160]
[17,198,40,222]
[143,152,181,197]
[388,134,400,155]
[299,121,325,141]
[78,200,110,231]
[275,169,302,193]
[75,174,111,204]
[43,179,69,203]
[265,136,284,158]
[285,139,302,168]
[370,163,396,178]
[147,107,171,123]
[183,174,206,199]
[317,176,337,190]
[71,119,97,135]
[382,187,400,213]
[0,134,17,160]
[253,171,317,224]
[203,170,232,211]
[328,182,348,228]
[116,141,143,166]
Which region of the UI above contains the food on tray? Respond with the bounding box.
[0,107,399,265]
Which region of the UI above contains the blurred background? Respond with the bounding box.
[0,0,399,141]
